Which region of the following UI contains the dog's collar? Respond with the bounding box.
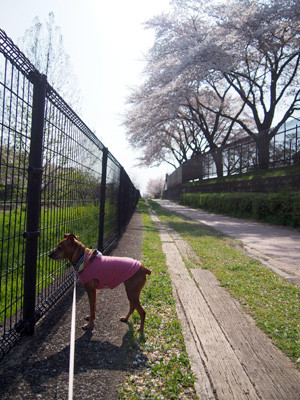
[72,253,85,273]
[72,250,102,273]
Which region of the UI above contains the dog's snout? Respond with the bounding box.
[49,251,60,260]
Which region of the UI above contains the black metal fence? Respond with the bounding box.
[205,124,299,179]
[165,122,300,190]
[0,29,139,359]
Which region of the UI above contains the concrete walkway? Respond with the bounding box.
[155,199,300,286]
[150,208,300,400]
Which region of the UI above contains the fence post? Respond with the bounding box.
[117,167,125,233]
[296,125,298,164]
[98,147,108,251]
[23,71,47,335]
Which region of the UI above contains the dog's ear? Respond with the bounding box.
[64,233,78,241]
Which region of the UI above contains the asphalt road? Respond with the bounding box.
[155,199,300,283]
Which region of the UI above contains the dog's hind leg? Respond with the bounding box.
[134,301,146,332]
[122,272,147,331]
[82,279,98,330]
[120,303,135,324]
[120,295,146,332]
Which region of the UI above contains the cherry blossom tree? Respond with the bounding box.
[125,0,300,171]
[211,0,300,168]
[146,176,165,198]
[125,82,210,169]
[125,65,247,176]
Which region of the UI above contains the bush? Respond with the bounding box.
[180,192,300,228]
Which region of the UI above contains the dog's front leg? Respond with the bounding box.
[82,279,98,330]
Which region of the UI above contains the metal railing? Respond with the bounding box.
[165,123,299,189]
[0,29,139,359]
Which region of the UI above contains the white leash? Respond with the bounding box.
[68,274,77,400]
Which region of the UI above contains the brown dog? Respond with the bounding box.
[49,233,151,331]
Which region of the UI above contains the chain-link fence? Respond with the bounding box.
[0,29,139,359]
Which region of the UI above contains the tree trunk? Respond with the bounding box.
[212,147,223,178]
[256,133,271,169]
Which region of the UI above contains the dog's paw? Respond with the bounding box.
[82,322,94,330]
[84,315,91,321]
[120,316,128,323]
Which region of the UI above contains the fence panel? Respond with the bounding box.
[104,154,122,247]
[165,123,300,190]
[0,45,34,354]
[0,29,139,359]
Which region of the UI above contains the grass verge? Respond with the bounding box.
[118,200,197,399]
[149,200,300,367]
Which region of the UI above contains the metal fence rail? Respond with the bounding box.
[0,29,139,359]
[206,124,299,179]
[165,123,300,190]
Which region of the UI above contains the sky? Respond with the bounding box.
[0,0,174,196]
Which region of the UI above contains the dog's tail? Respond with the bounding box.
[141,264,151,275]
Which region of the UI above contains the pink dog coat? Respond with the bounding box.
[77,252,141,289]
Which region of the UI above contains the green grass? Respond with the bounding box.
[119,200,197,399]
[149,200,300,366]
